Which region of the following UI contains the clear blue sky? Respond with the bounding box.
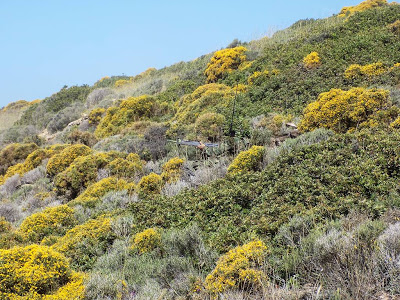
[0,0,362,107]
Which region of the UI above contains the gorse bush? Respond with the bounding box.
[0,244,84,299]
[339,0,388,17]
[0,143,38,176]
[195,112,225,142]
[46,144,92,176]
[298,87,398,133]
[204,46,248,83]
[161,157,184,183]
[130,227,162,254]
[19,205,76,243]
[138,173,163,195]
[205,240,268,294]
[107,153,143,179]
[52,216,115,270]
[227,145,265,175]
[70,177,134,208]
[88,108,105,125]
[169,83,235,138]
[95,95,157,138]
[303,51,321,69]
[344,62,387,79]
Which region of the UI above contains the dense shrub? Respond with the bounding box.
[344,62,387,79]
[298,87,398,133]
[195,112,225,142]
[70,177,134,208]
[88,108,105,125]
[339,0,388,17]
[46,144,92,176]
[52,216,115,270]
[0,143,38,176]
[130,227,162,254]
[303,51,321,69]
[227,145,265,175]
[0,244,84,299]
[95,95,158,138]
[129,130,400,252]
[169,83,235,138]
[54,153,107,199]
[204,46,248,83]
[107,154,143,179]
[205,240,268,294]
[138,173,163,195]
[161,157,185,183]
[66,130,98,147]
[19,205,76,243]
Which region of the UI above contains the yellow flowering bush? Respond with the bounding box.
[88,108,106,125]
[138,172,163,195]
[0,218,11,234]
[107,155,143,179]
[344,62,387,79]
[204,240,268,294]
[52,216,115,270]
[53,153,107,198]
[388,19,400,35]
[227,146,265,176]
[0,143,38,176]
[19,205,76,243]
[204,46,247,83]
[46,144,92,176]
[247,70,274,85]
[339,0,388,17]
[391,116,400,128]
[95,95,157,138]
[161,157,185,183]
[298,87,394,133]
[194,112,225,142]
[169,84,234,137]
[0,244,84,299]
[114,79,132,88]
[130,227,162,254]
[70,177,134,207]
[303,51,321,69]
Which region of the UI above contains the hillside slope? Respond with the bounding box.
[0,1,399,299]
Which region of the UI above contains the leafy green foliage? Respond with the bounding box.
[130,130,400,252]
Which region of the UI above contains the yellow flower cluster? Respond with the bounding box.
[227,146,265,176]
[204,240,267,294]
[19,205,76,243]
[70,176,135,207]
[0,244,84,299]
[107,153,143,179]
[130,227,162,254]
[169,83,234,137]
[303,51,322,69]
[0,217,11,234]
[161,157,185,183]
[88,108,106,125]
[204,46,248,83]
[114,79,132,88]
[52,216,114,267]
[344,62,387,79]
[46,144,92,176]
[138,172,163,195]
[339,0,388,17]
[298,87,393,133]
[390,116,400,128]
[0,145,68,185]
[95,95,157,138]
